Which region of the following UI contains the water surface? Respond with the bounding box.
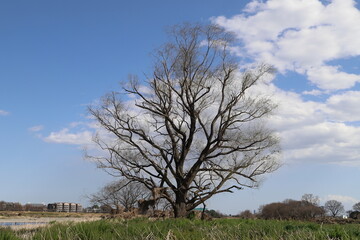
[0,222,47,226]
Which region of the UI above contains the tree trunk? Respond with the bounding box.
[174,191,188,218]
[174,202,187,218]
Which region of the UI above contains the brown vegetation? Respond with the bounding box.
[259,199,325,220]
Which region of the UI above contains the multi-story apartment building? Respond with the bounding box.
[47,202,82,212]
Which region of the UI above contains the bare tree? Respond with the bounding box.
[90,180,149,213]
[324,200,344,217]
[301,193,320,206]
[88,23,280,217]
[353,202,360,211]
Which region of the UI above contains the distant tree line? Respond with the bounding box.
[0,201,23,211]
[204,209,226,218]
[0,201,47,212]
[238,194,360,220]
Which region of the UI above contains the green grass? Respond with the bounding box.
[2,218,360,240]
[0,228,20,240]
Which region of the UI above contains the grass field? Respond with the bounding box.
[1,218,360,240]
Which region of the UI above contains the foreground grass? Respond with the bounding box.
[1,218,360,240]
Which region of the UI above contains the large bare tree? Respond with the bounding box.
[324,200,344,217]
[88,24,280,217]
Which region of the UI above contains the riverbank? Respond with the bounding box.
[0,217,101,229]
[0,211,102,230]
[0,211,100,218]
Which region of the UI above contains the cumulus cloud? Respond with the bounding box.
[324,91,360,122]
[307,66,360,90]
[210,0,360,167]
[0,110,9,116]
[247,81,360,166]
[281,122,360,165]
[213,0,360,91]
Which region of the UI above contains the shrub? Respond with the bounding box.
[204,209,225,218]
[238,210,255,219]
[259,199,325,220]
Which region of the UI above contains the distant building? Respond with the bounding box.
[47,202,82,212]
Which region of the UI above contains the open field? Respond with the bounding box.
[1,217,360,240]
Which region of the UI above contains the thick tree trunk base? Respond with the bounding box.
[174,202,187,218]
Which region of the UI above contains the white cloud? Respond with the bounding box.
[302,89,324,96]
[323,195,359,205]
[280,122,360,165]
[307,66,360,90]
[28,125,44,132]
[210,0,360,167]
[44,128,93,145]
[213,0,360,90]
[324,91,360,122]
[248,82,360,166]
[0,110,9,116]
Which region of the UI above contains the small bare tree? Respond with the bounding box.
[88,23,280,217]
[90,180,149,213]
[301,193,320,206]
[353,202,360,211]
[324,200,344,217]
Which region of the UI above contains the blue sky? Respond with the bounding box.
[1,0,360,214]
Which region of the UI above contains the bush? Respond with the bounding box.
[259,199,325,220]
[238,210,255,219]
[349,211,360,219]
[204,209,225,218]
